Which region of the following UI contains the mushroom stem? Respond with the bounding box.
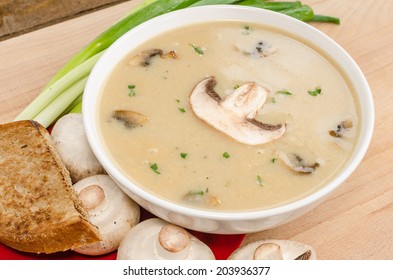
[190,77,285,145]
[155,224,191,259]
[253,243,284,260]
[78,185,106,211]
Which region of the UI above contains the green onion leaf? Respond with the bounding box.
[223,152,230,159]
[307,14,340,24]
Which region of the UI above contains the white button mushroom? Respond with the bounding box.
[117,218,215,260]
[72,175,140,256]
[190,77,285,145]
[51,113,105,183]
[228,239,316,260]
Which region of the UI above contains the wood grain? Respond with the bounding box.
[1,0,392,259]
[0,0,128,40]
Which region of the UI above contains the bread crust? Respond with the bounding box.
[0,120,100,254]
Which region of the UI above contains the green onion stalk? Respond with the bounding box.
[15,0,339,128]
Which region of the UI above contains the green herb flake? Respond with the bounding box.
[127,84,136,97]
[223,152,230,159]
[256,175,264,187]
[189,43,205,55]
[271,158,277,163]
[149,163,161,174]
[180,153,188,159]
[308,86,322,96]
[175,99,180,103]
[189,188,208,196]
[233,84,240,89]
[242,25,252,35]
[178,107,186,113]
[190,190,204,196]
[276,89,293,96]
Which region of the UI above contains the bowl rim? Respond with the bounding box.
[83,5,374,221]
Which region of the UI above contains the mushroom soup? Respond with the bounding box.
[97,21,360,211]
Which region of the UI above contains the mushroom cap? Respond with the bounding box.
[72,175,140,255]
[117,218,215,260]
[228,239,316,260]
[51,113,105,183]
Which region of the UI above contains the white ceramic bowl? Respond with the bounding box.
[83,5,374,234]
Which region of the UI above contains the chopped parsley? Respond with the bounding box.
[276,89,293,96]
[189,188,209,196]
[233,84,240,89]
[175,99,180,103]
[222,152,230,159]
[180,153,188,159]
[256,175,264,187]
[178,107,186,113]
[242,25,252,35]
[149,163,161,174]
[128,84,136,97]
[271,158,277,163]
[189,43,205,55]
[308,86,322,96]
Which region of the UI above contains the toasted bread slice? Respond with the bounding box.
[0,120,100,254]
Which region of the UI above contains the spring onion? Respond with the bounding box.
[15,0,340,127]
[307,14,340,24]
[15,51,103,121]
[33,77,88,128]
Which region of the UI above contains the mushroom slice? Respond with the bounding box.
[112,110,148,128]
[182,189,221,208]
[228,239,316,260]
[276,150,320,174]
[236,40,277,58]
[129,48,177,66]
[51,113,105,183]
[117,218,215,260]
[72,175,140,256]
[190,77,285,145]
[329,119,353,138]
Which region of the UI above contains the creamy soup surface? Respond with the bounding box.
[98,21,360,212]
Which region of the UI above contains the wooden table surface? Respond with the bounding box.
[0,0,392,260]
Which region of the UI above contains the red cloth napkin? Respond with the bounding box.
[0,208,245,260]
